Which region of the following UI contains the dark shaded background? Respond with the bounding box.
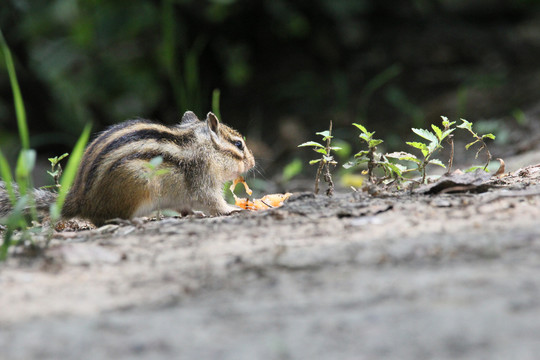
[1,0,540,178]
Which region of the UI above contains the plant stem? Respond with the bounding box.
[314,163,322,194]
[367,147,375,183]
[446,134,454,174]
[324,121,335,196]
[314,120,335,195]
[324,163,334,196]
[482,142,492,171]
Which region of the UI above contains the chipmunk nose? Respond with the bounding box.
[246,153,255,170]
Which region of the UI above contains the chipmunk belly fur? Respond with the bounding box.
[0,111,255,226]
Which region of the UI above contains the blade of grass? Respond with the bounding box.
[185,46,201,113]
[0,30,29,150]
[15,149,37,220]
[212,88,221,121]
[0,149,16,205]
[50,123,91,221]
[161,0,187,112]
[1,30,36,220]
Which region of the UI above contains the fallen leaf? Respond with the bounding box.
[494,158,505,177]
[417,169,493,194]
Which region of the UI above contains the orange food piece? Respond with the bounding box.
[230,176,252,196]
[235,193,292,210]
[230,177,291,211]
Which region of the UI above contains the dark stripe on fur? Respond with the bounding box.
[223,149,243,161]
[209,134,243,161]
[106,151,205,191]
[73,120,151,193]
[84,127,194,191]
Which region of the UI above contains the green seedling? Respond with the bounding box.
[345,123,382,182]
[298,121,339,195]
[441,116,456,173]
[457,118,496,171]
[387,116,455,184]
[47,153,69,188]
[344,123,404,184]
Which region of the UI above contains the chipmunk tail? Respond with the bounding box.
[0,182,58,218]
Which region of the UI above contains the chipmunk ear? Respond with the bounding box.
[206,112,220,134]
[180,111,199,125]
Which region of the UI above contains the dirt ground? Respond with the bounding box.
[2,160,540,360]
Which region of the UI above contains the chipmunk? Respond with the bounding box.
[0,111,255,226]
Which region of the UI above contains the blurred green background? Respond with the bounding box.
[1,0,540,180]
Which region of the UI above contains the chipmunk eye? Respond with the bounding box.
[234,140,244,150]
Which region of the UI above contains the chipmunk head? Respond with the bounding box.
[180,111,255,181]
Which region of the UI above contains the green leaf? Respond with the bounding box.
[441,115,449,126]
[315,148,328,155]
[440,115,455,129]
[316,130,332,140]
[428,158,446,168]
[282,158,302,182]
[482,133,496,140]
[441,128,455,140]
[392,162,409,172]
[384,162,404,177]
[48,154,69,167]
[352,123,369,135]
[465,139,480,150]
[386,151,421,164]
[359,133,371,143]
[427,140,439,154]
[329,146,342,151]
[385,151,418,161]
[342,161,355,169]
[309,159,322,165]
[431,124,442,140]
[298,141,325,148]
[406,142,429,157]
[369,139,383,148]
[354,150,370,158]
[457,118,473,131]
[412,128,438,144]
[323,155,335,163]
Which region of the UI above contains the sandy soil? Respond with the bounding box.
[2,164,540,360]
